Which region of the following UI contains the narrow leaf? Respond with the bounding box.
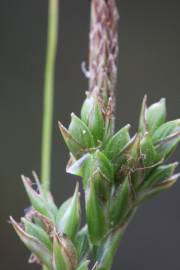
[86,179,108,245]
[66,153,91,177]
[139,95,148,134]
[109,176,130,226]
[93,150,114,183]
[93,169,111,203]
[140,135,160,166]
[104,124,130,161]
[53,233,72,270]
[59,122,84,159]
[22,217,52,251]
[137,173,180,204]
[69,113,95,150]
[56,184,81,241]
[139,162,178,192]
[155,131,180,159]
[152,119,180,144]
[22,175,51,219]
[146,98,166,133]
[66,153,93,189]
[10,217,53,268]
[75,226,89,261]
[81,94,105,143]
[113,134,140,171]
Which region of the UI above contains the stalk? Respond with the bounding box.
[41,0,59,192]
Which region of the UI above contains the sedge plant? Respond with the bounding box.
[10,0,180,270]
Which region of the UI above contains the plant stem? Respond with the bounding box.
[41,0,59,193]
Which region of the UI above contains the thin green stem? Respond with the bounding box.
[41,0,59,193]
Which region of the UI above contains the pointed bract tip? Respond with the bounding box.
[21,174,25,180]
[32,171,39,182]
[9,216,23,233]
[58,121,64,129]
[143,94,148,104]
[21,174,28,185]
[21,217,26,223]
[71,112,75,118]
[92,262,99,270]
[173,161,179,169]
[171,172,180,181]
[58,122,69,135]
[9,216,15,224]
[21,175,33,189]
[160,97,166,103]
[126,123,131,130]
[85,91,90,97]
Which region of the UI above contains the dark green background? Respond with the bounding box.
[0,0,180,269]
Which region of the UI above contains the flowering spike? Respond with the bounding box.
[89,0,119,111]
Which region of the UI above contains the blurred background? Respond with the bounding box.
[0,0,180,269]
